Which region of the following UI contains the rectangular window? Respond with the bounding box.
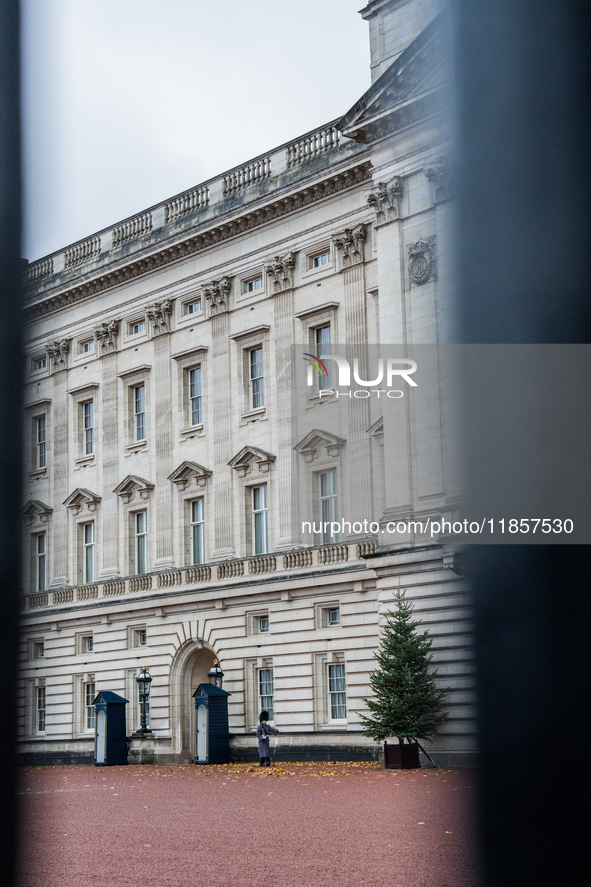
[246,277,263,293]
[320,470,338,543]
[186,299,201,315]
[135,511,147,574]
[85,681,96,730]
[83,401,94,455]
[136,629,147,647]
[35,356,46,371]
[36,686,46,733]
[323,607,340,627]
[189,367,202,426]
[32,641,44,659]
[315,325,332,390]
[249,347,264,410]
[81,340,94,354]
[131,321,145,335]
[328,663,346,720]
[36,533,46,592]
[134,384,145,441]
[258,615,269,633]
[252,485,268,555]
[82,635,94,653]
[190,499,205,565]
[313,251,331,268]
[258,668,274,721]
[36,416,46,469]
[83,522,95,584]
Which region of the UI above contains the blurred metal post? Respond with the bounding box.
[454,1,591,885]
[0,0,22,883]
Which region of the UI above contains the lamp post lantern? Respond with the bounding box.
[136,666,152,734]
[208,659,224,688]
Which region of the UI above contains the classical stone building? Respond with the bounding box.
[19,0,474,766]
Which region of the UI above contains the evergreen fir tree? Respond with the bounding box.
[360,590,446,744]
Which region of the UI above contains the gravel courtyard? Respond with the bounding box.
[18,763,479,887]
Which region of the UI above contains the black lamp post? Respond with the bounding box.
[208,659,224,688]
[136,666,152,734]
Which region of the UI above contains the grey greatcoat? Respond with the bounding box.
[256,723,281,757]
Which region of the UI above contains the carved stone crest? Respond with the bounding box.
[94,320,120,353]
[334,224,367,267]
[408,236,437,286]
[367,178,403,224]
[266,252,296,292]
[423,156,452,205]
[203,277,232,315]
[46,339,71,373]
[146,299,173,335]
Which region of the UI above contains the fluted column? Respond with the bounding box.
[47,340,70,585]
[98,350,120,577]
[205,279,235,559]
[153,332,174,568]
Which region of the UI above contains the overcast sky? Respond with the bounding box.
[21,0,371,262]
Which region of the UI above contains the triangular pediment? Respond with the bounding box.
[22,499,53,522]
[63,488,102,510]
[338,11,447,143]
[293,429,346,463]
[367,417,384,446]
[113,475,155,502]
[168,461,212,489]
[228,445,276,477]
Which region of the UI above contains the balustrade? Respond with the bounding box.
[164,187,209,224]
[217,560,244,580]
[286,125,340,167]
[223,158,271,195]
[317,544,349,565]
[130,575,152,593]
[63,236,101,269]
[157,570,183,589]
[283,550,314,569]
[53,588,74,604]
[104,580,125,597]
[26,257,53,285]
[248,555,277,575]
[112,212,153,247]
[185,565,212,584]
[76,584,98,601]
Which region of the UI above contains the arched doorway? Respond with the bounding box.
[169,641,217,762]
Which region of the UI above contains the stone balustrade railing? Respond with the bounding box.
[222,157,271,195]
[24,119,360,294]
[112,212,153,247]
[23,541,377,610]
[286,124,340,167]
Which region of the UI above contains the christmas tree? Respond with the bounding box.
[361,590,446,744]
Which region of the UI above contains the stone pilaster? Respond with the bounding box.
[272,283,298,549]
[153,332,174,569]
[207,285,234,560]
[98,350,120,577]
[48,345,70,586]
[335,226,374,538]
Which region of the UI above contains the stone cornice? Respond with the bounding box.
[25,160,372,322]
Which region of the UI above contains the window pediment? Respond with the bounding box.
[23,499,53,525]
[293,429,346,463]
[228,445,276,477]
[113,475,155,504]
[167,461,212,491]
[63,488,102,514]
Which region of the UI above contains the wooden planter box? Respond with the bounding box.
[384,741,420,769]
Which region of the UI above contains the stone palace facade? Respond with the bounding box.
[19,0,475,766]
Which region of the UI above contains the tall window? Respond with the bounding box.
[328,663,346,720]
[36,415,46,468]
[258,668,274,721]
[191,499,204,565]
[83,401,94,455]
[315,325,331,390]
[36,533,46,592]
[320,470,338,543]
[135,511,147,574]
[83,522,95,584]
[134,384,145,441]
[36,685,46,733]
[189,367,202,426]
[249,347,264,409]
[252,485,268,555]
[85,681,96,730]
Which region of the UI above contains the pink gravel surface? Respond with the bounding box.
[17,763,479,887]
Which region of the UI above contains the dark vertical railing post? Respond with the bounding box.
[454,2,591,885]
[0,0,22,883]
